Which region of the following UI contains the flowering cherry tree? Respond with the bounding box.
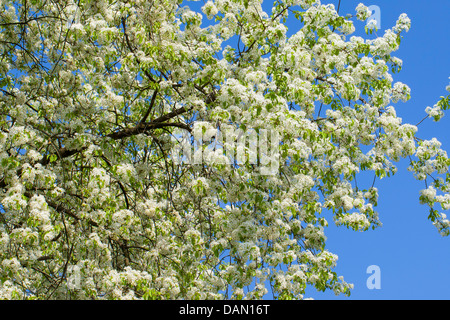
[1,0,450,300]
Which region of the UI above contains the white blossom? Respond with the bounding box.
[356,3,371,21]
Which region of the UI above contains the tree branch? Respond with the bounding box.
[106,121,191,140]
[140,89,158,124]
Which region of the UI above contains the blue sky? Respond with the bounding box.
[302,0,450,300]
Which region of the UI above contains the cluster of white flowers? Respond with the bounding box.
[0,281,23,300]
[393,13,411,33]
[336,212,371,231]
[391,82,411,103]
[415,138,443,161]
[420,186,437,204]
[332,156,360,177]
[366,18,378,31]
[137,198,159,218]
[1,182,27,213]
[26,149,43,162]
[8,126,35,147]
[355,3,371,21]
[302,4,338,29]
[88,167,110,190]
[116,163,136,183]
[202,1,219,19]
[425,104,445,121]
[433,213,450,237]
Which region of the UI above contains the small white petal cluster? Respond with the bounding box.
[425,105,445,122]
[433,213,450,237]
[393,13,411,33]
[366,19,378,31]
[202,1,219,19]
[356,3,371,21]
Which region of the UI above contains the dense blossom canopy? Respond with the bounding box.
[0,0,449,299]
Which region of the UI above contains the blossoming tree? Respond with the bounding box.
[0,0,449,299]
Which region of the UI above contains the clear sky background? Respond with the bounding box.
[298,0,450,300]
